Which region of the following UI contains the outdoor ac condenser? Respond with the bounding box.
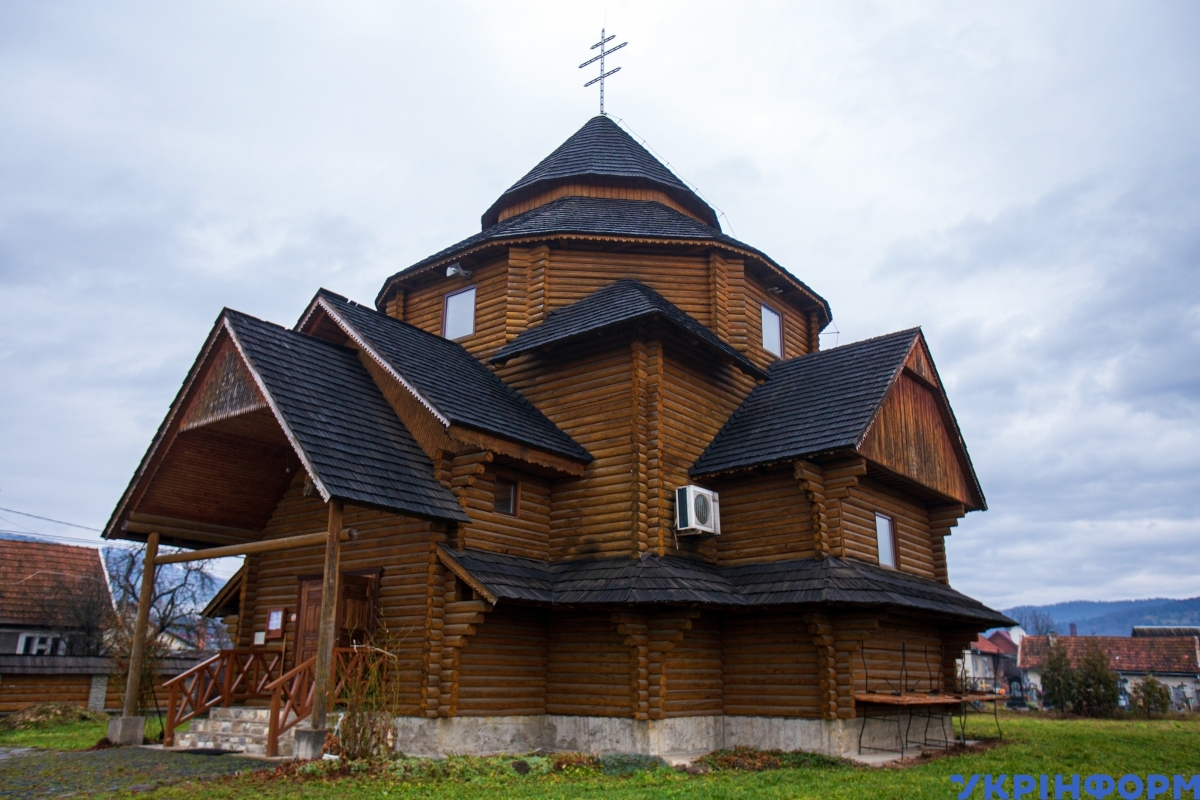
[675,485,720,536]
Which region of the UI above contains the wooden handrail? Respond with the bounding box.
[162,648,283,747]
[162,651,224,688]
[267,656,317,757]
[264,647,364,757]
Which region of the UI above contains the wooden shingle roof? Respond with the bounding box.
[481,115,717,228]
[439,546,1013,626]
[491,279,763,377]
[691,329,916,477]
[224,310,468,522]
[308,290,590,463]
[0,540,109,628]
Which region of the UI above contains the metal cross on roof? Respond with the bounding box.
[580,28,627,116]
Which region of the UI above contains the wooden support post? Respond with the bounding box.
[123,531,160,718]
[311,500,343,732]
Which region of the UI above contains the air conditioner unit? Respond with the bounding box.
[675,485,720,536]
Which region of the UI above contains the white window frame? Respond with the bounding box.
[760,303,783,358]
[442,285,477,340]
[875,512,897,569]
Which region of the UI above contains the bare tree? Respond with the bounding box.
[105,546,220,647]
[61,574,114,656]
[1010,607,1060,636]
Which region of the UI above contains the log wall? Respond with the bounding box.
[395,256,510,359]
[545,611,631,716]
[238,474,433,714]
[715,469,816,565]
[458,467,552,560]
[663,614,723,718]
[497,342,636,561]
[722,609,821,717]
[838,479,936,579]
[743,270,813,367]
[456,604,547,717]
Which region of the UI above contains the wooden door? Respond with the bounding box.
[338,575,373,647]
[295,578,324,666]
[293,574,377,665]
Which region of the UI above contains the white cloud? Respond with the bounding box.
[1,1,1197,605]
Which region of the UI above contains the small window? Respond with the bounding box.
[875,512,897,569]
[494,479,517,516]
[443,286,476,340]
[266,608,286,640]
[760,303,783,358]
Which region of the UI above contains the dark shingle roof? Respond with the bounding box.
[374,198,831,325]
[311,291,590,463]
[691,329,921,476]
[481,116,716,228]
[224,310,467,522]
[439,546,1012,626]
[491,279,764,378]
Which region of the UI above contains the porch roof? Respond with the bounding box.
[438,546,1014,626]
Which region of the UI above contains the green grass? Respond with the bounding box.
[0,714,181,751]
[130,712,1200,800]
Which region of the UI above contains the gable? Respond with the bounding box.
[179,337,267,431]
[858,370,976,507]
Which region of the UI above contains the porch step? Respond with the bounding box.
[174,706,310,757]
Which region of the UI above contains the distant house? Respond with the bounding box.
[1018,635,1200,711]
[0,539,114,713]
[960,628,1021,693]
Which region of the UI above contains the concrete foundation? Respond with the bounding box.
[391,711,954,759]
[107,716,146,746]
[295,728,329,760]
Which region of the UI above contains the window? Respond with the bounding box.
[442,286,476,340]
[875,512,897,569]
[494,479,517,516]
[760,303,782,357]
[19,634,60,655]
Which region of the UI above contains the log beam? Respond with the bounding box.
[153,528,357,565]
[122,531,159,718]
[311,500,343,731]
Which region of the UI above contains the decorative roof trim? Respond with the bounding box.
[436,546,498,605]
[375,229,830,323]
[312,296,451,428]
[221,315,332,504]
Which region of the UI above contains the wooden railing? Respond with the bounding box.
[162,649,283,746]
[265,656,316,757]
[264,647,378,756]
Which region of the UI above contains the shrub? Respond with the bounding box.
[1041,640,1076,712]
[1130,675,1172,717]
[335,624,411,761]
[0,702,107,731]
[1075,640,1120,718]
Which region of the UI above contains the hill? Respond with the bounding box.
[1004,597,1200,636]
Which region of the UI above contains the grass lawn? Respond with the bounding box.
[134,712,1200,800]
[0,714,178,751]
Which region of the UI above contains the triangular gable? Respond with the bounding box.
[105,307,468,547]
[857,334,985,510]
[179,337,268,431]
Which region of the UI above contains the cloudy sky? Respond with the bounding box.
[0,2,1196,607]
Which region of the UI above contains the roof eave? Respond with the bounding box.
[374,228,831,326]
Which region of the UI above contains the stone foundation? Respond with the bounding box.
[392,712,953,759]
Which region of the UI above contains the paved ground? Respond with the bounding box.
[0,746,272,798]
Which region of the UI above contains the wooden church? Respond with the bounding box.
[103,115,1011,758]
